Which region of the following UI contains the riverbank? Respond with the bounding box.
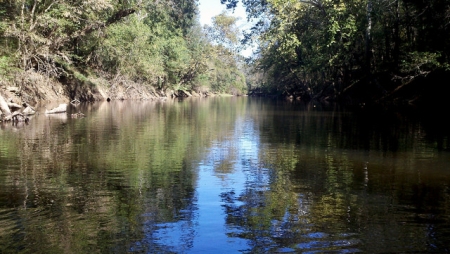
[2,67,447,123]
[0,69,221,121]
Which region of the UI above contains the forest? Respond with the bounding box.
[1,0,449,108]
[232,0,450,108]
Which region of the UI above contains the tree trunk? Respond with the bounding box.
[393,0,400,72]
[365,0,373,74]
[0,95,12,116]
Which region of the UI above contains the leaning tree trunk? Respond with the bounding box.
[0,95,12,116]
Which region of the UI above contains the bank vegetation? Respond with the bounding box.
[231,0,450,108]
[1,0,449,112]
[0,0,247,110]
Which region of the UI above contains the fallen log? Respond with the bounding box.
[45,103,68,114]
[8,102,22,110]
[0,94,12,116]
[11,112,29,123]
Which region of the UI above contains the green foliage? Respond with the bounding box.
[0,0,122,77]
[203,12,247,95]
[249,0,365,98]
[0,56,10,77]
[209,57,246,94]
[96,16,164,83]
[91,0,243,93]
[239,0,450,103]
[0,55,19,80]
[206,12,241,48]
[0,20,6,34]
[163,35,191,86]
[400,51,448,75]
[0,0,247,96]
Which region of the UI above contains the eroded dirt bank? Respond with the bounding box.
[0,70,211,120]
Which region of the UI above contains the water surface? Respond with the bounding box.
[1,97,450,253]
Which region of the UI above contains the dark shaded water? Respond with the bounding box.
[1,97,450,253]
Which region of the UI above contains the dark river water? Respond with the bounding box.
[1,97,450,253]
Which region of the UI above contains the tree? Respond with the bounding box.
[206,12,241,51]
[1,0,136,77]
[225,0,450,105]
[204,12,247,94]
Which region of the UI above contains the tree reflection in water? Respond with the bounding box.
[1,98,450,253]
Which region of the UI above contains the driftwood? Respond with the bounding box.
[11,112,29,123]
[23,106,36,115]
[0,95,36,124]
[45,103,67,114]
[71,112,85,118]
[7,102,22,110]
[0,95,12,116]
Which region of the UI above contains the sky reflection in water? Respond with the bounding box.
[1,98,450,253]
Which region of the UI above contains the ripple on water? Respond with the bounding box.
[295,235,362,253]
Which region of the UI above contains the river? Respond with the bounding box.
[1,97,449,253]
